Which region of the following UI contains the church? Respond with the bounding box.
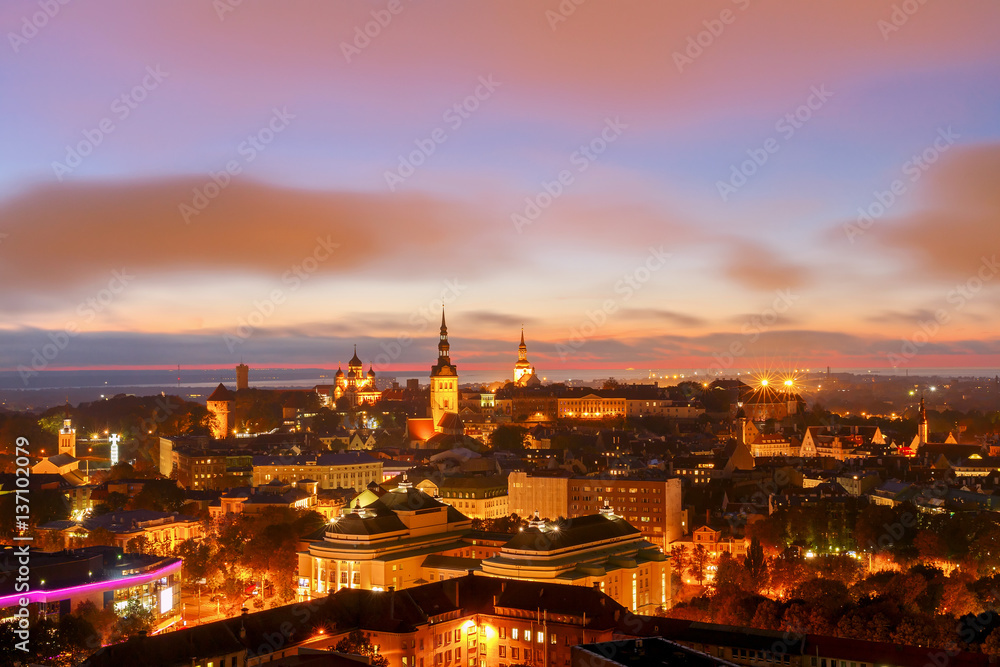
[512,328,540,387]
[406,308,461,445]
[315,346,382,408]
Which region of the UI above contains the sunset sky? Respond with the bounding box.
[2,0,1000,374]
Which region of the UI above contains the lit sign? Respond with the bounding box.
[109,433,120,465]
[160,587,172,615]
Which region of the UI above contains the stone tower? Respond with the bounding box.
[207,383,236,439]
[236,363,249,391]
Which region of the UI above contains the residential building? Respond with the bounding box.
[415,474,510,519]
[38,509,203,551]
[252,451,382,490]
[171,445,253,490]
[83,577,633,667]
[509,471,684,549]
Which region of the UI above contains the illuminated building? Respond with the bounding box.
[430,308,459,432]
[31,453,88,486]
[298,480,474,597]
[509,471,685,550]
[209,480,314,518]
[918,396,929,446]
[0,546,181,632]
[558,392,626,419]
[83,579,995,667]
[480,505,671,614]
[252,451,382,490]
[58,417,76,456]
[171,446,253,490]
[37,509,203,552]
[415,474,509,519]
[328,346,382,407]
[513,328,539,386]
[735,386,804,421]
[206,382,236,439]
[299,477,669,614]
[84,576,633,667]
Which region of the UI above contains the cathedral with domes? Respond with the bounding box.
[330,346,381,407]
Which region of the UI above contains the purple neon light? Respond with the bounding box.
[0,559,181,608]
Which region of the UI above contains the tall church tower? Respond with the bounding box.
[430,307,459,432]
[58,418,76,457]
[513,328,535,385]
[918,396,929,445]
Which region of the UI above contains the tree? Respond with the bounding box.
[334,629,389,667]
[132,479,186,512]
[983,628,1000,657]
[715,552,750,592]
[669,545,688,576]
[309,407,342,435]
[75,600,117,645]
[82,527,118,547]
[688,544,709,586]
[914,529,948,564]
[743,537,769,591]
[489,425,528,450]
[110,598,154,643]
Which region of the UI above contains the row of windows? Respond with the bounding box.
[571,486,663,493]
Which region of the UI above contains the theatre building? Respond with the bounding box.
[481,506,670,615]
[298,478,475,595]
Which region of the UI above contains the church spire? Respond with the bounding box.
[438,306,450,360]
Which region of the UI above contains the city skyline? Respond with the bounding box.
[3,1,1000,374]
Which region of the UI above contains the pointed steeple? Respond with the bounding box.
[438,306,450,360]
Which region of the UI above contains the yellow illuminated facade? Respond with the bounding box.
[513,328,536,385]
[329,345,381,407]
[206,383,235,439]
[430,308,459,432]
